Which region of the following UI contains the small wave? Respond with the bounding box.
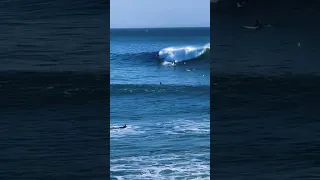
[111,52,159,66]
[158,43,210,63]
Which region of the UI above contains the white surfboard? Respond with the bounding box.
[243,26,259,29]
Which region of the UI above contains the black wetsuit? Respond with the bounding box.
[111,125,127,129]
[120,125,127,129]
[255,20,263,28]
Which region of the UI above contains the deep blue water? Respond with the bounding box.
[211,1,320,179]
[0,0,109,179]
[110,27,210,179]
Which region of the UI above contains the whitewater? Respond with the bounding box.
[158,43,210,63]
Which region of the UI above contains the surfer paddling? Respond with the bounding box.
[243,20,268,30]
[111,124,128,130]
[120,124,128,129]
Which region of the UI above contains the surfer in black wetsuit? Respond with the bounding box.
[172,59,176,65]
[120,124,128,129]
[111,124,128,130]
[255,20,263,28]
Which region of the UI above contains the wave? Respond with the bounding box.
[111,48,210,67]
[111,52,158,65]
[111,84,210,96]
[158,43,210,63]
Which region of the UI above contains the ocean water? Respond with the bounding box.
[110,28,210,179]
[211,1,320,179]
[0,0,109,179]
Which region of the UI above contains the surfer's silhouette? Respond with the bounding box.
[111,124,128,130]
[120,124,128,129]
[172,59,176,66]
[255,20,263,28]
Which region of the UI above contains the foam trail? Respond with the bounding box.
[158,43,210,63]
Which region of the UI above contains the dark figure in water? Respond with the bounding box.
[255,20,263,28]
[172,59,176,65]
[160,82,162,85]
[120,124,127,129]
[111,124,128,130]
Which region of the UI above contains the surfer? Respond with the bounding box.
[237,2,243,8]
[255,20,263,28]
[243,20,271,30]
[120,124,128,129]
[111,124,128,130]
[172,59,176,66]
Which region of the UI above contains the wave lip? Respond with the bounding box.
[158,43,210,63]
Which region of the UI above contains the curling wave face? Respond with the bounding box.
[158,43,210,63]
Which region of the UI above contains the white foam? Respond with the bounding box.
[110,125,145,138]
[111,153,210,179]
[163,118,210,135]
[161,61,176,66]
[158,43,210,63]
[110,118,210,179]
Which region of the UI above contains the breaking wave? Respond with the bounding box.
[158,43,210,63]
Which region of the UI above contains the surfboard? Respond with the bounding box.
[243,24,272,29]
[243,26,259,29]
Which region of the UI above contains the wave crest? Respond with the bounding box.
[158,43,210,63]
